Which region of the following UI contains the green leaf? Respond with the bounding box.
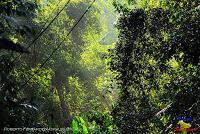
[79,117,88,134]
[71,120,79,134]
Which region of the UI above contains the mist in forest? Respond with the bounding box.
[0,0,199,133]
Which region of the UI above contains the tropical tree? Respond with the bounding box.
[110,0,199,133]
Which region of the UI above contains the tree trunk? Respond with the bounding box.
[52,67,72,127]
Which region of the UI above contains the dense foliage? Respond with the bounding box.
[0,0,117,133]
[110,0,199,133]
[0,0,39,132]
[0,0,199,133]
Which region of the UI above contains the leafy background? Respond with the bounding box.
[0,0,199,133]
